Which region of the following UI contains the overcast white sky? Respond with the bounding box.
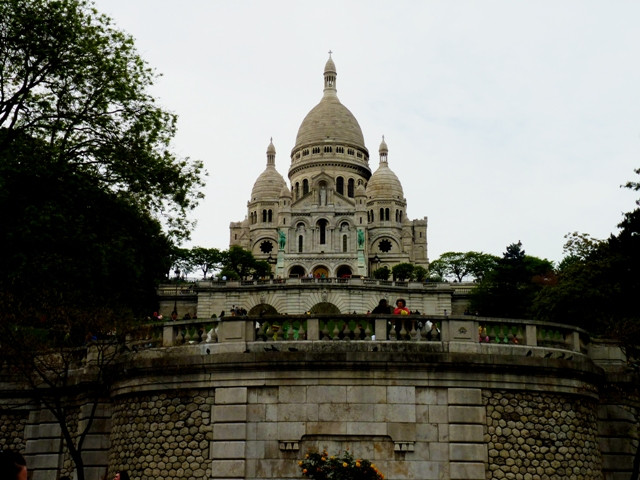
[95,0,640,264]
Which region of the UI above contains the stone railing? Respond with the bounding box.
[138,314,589,355]
[157,278,467,293]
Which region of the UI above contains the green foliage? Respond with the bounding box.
[0,0,204,239]
[413,265,428,282]
[219,246,272,280]
[372,266,390,280]
[470,242,554,318]
[299,450,384,480]
[392,263,414,281]
[429,251,498,282]
[189,247,222,279]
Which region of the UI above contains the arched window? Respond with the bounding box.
[268,210,273,222]
[347,178,354,197]
[298,235,303,253]
[303,179,309,195]
[295,182,300,199]
[399,211,403,222]
[380,208,384,221]
[385,208,390,221]
[342,235,348,252]
[336,177,344,195]
[262,210,267,222]
[370,210,374,222]
[395,210,399,222]
[318,219,327,244]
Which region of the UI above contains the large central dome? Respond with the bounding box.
[292,56,367,153]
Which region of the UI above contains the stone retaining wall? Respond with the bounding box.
[484,390,602,480]
[109,390,214,479]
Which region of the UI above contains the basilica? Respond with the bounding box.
[229,54,428,278]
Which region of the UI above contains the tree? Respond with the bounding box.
[392,263,414,281]
[470,242,554,318]
[0,0,204,239]
[429,251,498,282]
[0,1,204,478]
[372,266,390,280]
[413,266,428,282]
[219,246,270,280]
[189,247,222,279]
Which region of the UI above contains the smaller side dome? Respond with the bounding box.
[251,139,287,201]
[366,138,404,200]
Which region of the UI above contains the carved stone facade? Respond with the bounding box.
[230,55,428,278]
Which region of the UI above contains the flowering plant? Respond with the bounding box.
[298,449,383,480]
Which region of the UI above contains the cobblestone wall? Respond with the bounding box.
[109,390,214,480]
[484,390,602,480]
[0,410,28,453]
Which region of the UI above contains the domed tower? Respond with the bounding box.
[366,137,411,270]
[230,139,286,259]
[230,54,427,280]
[289,53,371,203]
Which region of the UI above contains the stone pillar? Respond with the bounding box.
[448,388,487,480]
[24,407,62,480]
[598,403,638,479]
[79,401,112,480]
[211,387,248,480]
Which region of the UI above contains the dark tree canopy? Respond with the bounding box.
[470,242,554,318]
[0,0,204,238]
[0,2,205,478]
[429,251,498,282]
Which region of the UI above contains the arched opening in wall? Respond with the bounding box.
[248,304,278,316]
[317,219,327,244]
[289,265,306,278]
[303,179,309,195]
[379,208,384,221]
[312,265,329,278]
[347,178,354,197]
[385,208,390,221]
[263,210,267,222]
[309,302,340,314]
[295,182,299,199]
[336,176,344,195]
[336,265,352,278]
[342,234,348,252]
[268,209,273,222]
[298,235,303,253]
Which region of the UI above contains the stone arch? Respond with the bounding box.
[312,265,329,278]
[289,265,306,278]
[309,302,340,314]
[248,304,278,316]
[336,265,353,278]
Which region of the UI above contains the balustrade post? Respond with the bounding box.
[163,323,177,347]
[570,331,581,352]
[525,325,537,347]
[375,318,388,341]
[306,318,320,340]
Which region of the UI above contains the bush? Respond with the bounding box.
[299,449,383,480]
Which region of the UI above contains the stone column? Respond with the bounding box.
[448,388,487,480]
[24,407,63,480]
[211,387,248,480]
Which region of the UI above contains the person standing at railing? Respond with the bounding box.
[372,299,391,314]
[393,298,410,338]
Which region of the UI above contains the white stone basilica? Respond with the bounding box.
[230,54,428,278]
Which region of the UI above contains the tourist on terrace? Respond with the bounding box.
[0,450,27,480]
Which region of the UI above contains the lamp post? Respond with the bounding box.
[372,254,380,276]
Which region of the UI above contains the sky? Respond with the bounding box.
[94,0,640,265]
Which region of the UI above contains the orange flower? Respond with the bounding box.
[302,469,307,474]
[355,461,361,467]
[343,462,348,467]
